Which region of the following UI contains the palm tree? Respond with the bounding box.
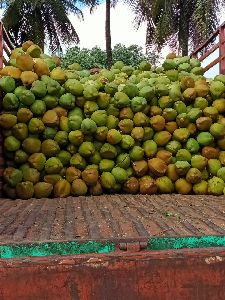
[1,0,93,53]
[105,0,112,67]
[89,0,118,68]
[130,0,223,56]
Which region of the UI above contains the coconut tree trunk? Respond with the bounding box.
[179,0,190,56]
[181,37,189,56]
[105,0,112,68]
[179,21,189,56]
[36,38,45,51]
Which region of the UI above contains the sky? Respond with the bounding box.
[68,2,148,50]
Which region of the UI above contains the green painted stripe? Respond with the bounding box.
[1,236,225,259]
[148,236,225,250]
[0,241,115,259]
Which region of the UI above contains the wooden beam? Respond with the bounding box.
[192,30,219,55]
[197,42,219,62]
[3,56,7,66]
[0,23,3,69]
[203,56,222,72]
[220,26,225,74]
[2,25,14,51]
[3,42,11,59]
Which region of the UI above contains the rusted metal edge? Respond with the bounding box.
[1,235,225,246]
[1,246,225,267]
[1,248,225,300]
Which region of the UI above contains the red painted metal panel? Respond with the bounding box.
[1,248,225,300]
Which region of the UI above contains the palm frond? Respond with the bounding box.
[131,0,225,54]
[2,0,93,53]
[46,0,80,52]
[189,0,219,51]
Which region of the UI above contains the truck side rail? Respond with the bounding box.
[192,22,225,74]
[0,21,15,69]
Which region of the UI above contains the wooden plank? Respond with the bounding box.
[0,195,225,244]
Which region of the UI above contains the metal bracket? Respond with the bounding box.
[118,241,148,252]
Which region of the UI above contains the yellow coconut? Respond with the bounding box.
[16,54,34,71]
[27,44,42,58]
[52,55,61,66]
[10,48,25,59]
[22,40,34,52]
[34,58,50,76]
[20,71,38,86]
[0,66,22,79]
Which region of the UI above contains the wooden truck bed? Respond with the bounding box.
[1,195,225,300]
[0,194,225,245]
[1,20,225,300]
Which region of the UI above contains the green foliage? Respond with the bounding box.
[61,43,161,69]
[112,44,159,66]
[129,0,224,55]
[61,46,107,69]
